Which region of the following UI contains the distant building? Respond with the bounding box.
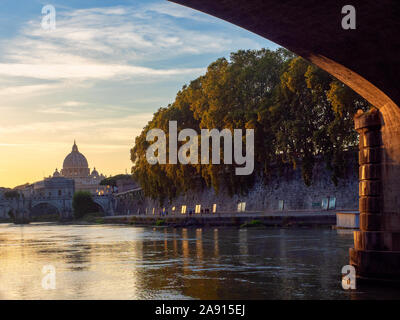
[32,177,75,199]
[52,141,108,195]
[0,187,11,200]
[116,176,139,193]
[11,177,75,200]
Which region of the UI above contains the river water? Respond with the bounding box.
[0,223,399,300]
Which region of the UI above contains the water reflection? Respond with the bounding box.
[0,223,399,299]
[214,228,219,257]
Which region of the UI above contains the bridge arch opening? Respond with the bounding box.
[31,202,61,222]
[169,0,400,282]
[92,201,106,214]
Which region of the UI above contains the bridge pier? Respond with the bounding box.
[11,198,30,224]
[13,209,30,224]
[350,106,400,282]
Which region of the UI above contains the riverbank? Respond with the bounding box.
[103,211,336,228]
[1,211,338,228]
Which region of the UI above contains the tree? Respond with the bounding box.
[72,191,99,219]
[272,57,370,185]
[130,48,370,202]
[100,174,131,187]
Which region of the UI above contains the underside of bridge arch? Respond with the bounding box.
[92,201,106,214]
[31,202,61,221]
[170,0,400,281]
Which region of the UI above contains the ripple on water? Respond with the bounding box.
[0,224,399,299]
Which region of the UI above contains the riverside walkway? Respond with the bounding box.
[104,210,338,227]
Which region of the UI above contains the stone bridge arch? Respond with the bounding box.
[30,199,73,219]
[170,0,400,282]
[93,196,115,216]
[92,200,106,213]
[30,201,62,219]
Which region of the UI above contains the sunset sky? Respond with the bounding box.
[0,0,277,188]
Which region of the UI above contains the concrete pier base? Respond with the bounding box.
[350,108,400,281]
[13,210,30,224]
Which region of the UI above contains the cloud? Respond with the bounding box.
[37,107,78,115]
[0,112,153,139]
[0,2,265,104]
[3,2,263,64]
[0,63,204,81]
[59,101,87,107]
[0,2,270,186]
[144,2,211,20]
[0,83,65,97]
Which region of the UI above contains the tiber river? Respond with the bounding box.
[0,223,399,300]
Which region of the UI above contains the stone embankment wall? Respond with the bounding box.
[104,214,336,228]
[118,156,359,215]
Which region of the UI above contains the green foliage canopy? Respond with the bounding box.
[131,48,370,202]
[72,191,100,219]
[100,174,131,187]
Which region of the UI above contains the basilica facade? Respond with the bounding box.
[52,141,108,194]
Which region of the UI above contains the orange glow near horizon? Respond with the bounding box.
[0,141,134,188]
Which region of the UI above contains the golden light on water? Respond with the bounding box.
[0,223,384,300]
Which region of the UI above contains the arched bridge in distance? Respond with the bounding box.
[1,194,115,222]
[169,0,400,282]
